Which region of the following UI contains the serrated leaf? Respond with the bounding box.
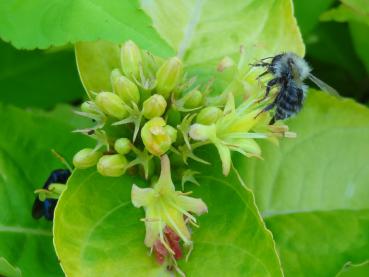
[0,104,93,276]
[54,166,283,276]
[0,0,173,56]
[237,91,369,275]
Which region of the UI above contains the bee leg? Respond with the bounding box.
[257,78,280,102]
[254,102,275,118]
[249,62,270,67]
[256,70,268,80]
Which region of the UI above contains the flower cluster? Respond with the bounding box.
[72,40,294,267]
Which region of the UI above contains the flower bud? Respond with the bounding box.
[81,101,99,114]
[142,94,167,119]
[120,40,142,79]
[112,75,140,105]
[114,138,131,155]
[196,106,223,125]
[110,68,122,84]
[95,92,128,119]
[73,148,102,169]
[141,117,177,156]
[97,154,127,177]
[182,89,203,109]
[189,123,216,141]
[155,57,183,98]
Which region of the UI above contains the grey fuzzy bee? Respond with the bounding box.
[251,52,339,124]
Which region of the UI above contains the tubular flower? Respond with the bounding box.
[131,155,207,258]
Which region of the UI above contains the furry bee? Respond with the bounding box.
[32,169,70,220]
[251,52,338,123]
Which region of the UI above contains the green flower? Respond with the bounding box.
[141,117,177,156]
[131,155,207,250]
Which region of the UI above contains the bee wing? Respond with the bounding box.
[308,73,340,97]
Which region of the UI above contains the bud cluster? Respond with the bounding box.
[72,40,294,268]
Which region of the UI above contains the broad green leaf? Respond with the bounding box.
[265,210,369,276]
[336,260,369,277]
[0,40,84,109]
[141,0,305,69]
[237,91,369,275]
[0,257,21,277]
[349,22,369,74]
[0,0,173,56]
[75,41,120,98]
[0,104,93,276]
[54,167,283,276]
[293,0,335,37]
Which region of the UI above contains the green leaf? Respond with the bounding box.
[237,91,369,275]
[0,257,21,277]
[336,260,369,277]
[54,167,283,276]
[141,0,305,69]
[349,22,369,74]
[0,103,93,276]
[265,210,369,276]
[0,0,173,56]
[293,0,335,37]
[75,41,120,98]
[0,40,84,109]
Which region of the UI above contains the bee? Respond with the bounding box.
[32,169,70,220]
[251,52,338,123]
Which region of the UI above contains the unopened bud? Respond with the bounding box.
[114,138,131,154]
[189,123,216,141]
[112,75,140,105]
[196,106,223,125]
[141,117,177,156]
[183,89,203,109]
[97,154,128,177]
[73,148,102,169]
[156,57,183,98]
[142,94,167,119]
[95,92,128,119]
[110,68,122,84]
[120,40,142,79]
[81,101,99,114]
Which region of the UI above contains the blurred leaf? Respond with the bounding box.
[75,41,120,98]
[54,167,283,277]
[266,210,369,276]
[0,40,84,109]
[0,257,21,277]
[0,0,173,57]
[336,260,369,277]
[237,91,369,275]
[321,4,369,25]
[0,104,92,276]
[350,22,369,74]
[304,23,368,100]
[141,0,304,75]
[293,0,335,37]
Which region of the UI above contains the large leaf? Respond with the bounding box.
[0,40,84,109]
[0,0,173,56]
[293,0,335,37]
[0,257,21,277]
[237,91,369,275]
[141,0,304,70]
[0,104,93,276]
[54,167,283,276]
[336,261,369,277]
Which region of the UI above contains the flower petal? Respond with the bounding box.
[177,195,208,216]
[131,184,155,208]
